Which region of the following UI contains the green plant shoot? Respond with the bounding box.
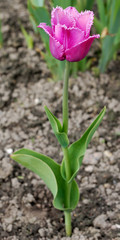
[11,61,106,236]
[20,24,33,49]
[11,6,106,237]
[0,19,3,48]
[94,0,120,72]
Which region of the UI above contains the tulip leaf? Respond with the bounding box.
[61,107,106,182]
[31,0,44,7]
[96,0,106,25]
[86,0,94,10]
[114,28,120,45]
[94,17,104,34]
[98,0,120,72]
[28,0,50,25]
[11,148,79,211]
[53,0,72,9]
[28,0,50,48]
[44,106,69,148]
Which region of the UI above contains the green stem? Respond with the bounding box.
[63,61,70,134]
[62,147,71,181]
[62,61,72,236]
[64,211,72,236]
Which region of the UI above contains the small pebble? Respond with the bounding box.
[85,165,94,173]
[111,224,120,230]
[93,214,108,229]
[5,148,13,154]
[7,224,12,232]
[11,178,20,189]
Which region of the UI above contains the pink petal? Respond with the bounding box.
[54,25,85,49]
[54,24,64,45]
[37,23,65,61]
[76,11,94,37]
[65,7,79,18]
[65,35,100,62]
[37,23,53,36]
[49,37,65,61]
[51,7,75,29]
[65,28,85,49]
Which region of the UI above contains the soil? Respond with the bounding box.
[0,0,120,239]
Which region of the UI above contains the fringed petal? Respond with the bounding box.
[54,24,84,49]
[65,6,79,19]
[76,11,94,37]
[51,7,75,29]
[65,34,100,62]
[37,23,65,61]
[37,23,53,36]
[50,36,65,61]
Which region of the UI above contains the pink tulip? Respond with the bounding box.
[37,7,100,62]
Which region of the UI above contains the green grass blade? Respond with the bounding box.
[0,19,3,48]
[20,25,33,49]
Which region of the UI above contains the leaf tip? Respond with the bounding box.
[44,105,47,109]
[44,105,49,114]
[103,106,106,113]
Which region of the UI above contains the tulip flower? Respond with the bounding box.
[38,7,100,62]
[11,6,105,238]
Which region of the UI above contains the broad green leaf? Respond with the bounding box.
[31,0,44,7]
[29,15,38,33]
[27,0,50,47]
[99,36,115,73]
[71,0,94,12]
[114,28,120,45]
[113,0,120,22]
[61,107,106,182]
[11,148,79,211]
[71,0,77,7]
[28,0,50,24]
[53,0,72,8]
[86,0,94,10]
[96,0,106,25]
[109,2,120,33]
[77,1,84,11]
[106,0,111,10]
[94,17,104,34]
[99,2,120,72]
[109,0,120,32]
[44,106,69,148]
